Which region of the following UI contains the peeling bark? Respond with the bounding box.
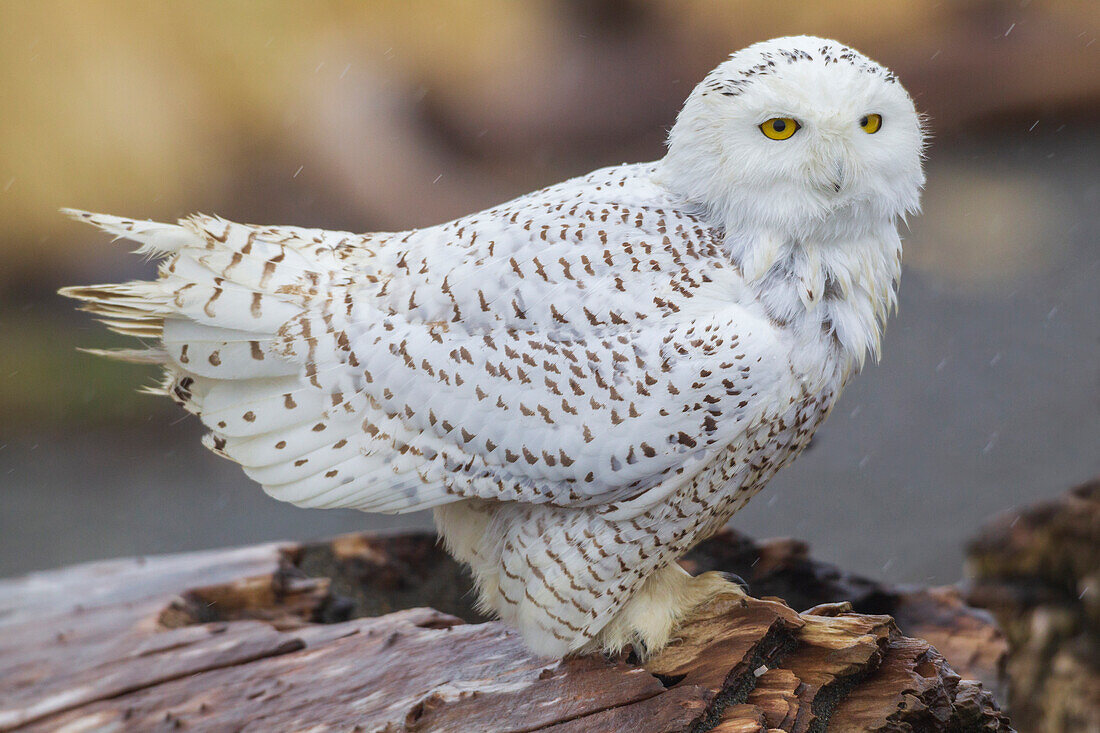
[0,527,1014,732]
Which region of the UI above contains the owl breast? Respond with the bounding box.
[685,382,836,545]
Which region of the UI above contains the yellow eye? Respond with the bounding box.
[759,117,800,140]
[860,113,882,134]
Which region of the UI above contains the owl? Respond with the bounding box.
[62,36,924,658]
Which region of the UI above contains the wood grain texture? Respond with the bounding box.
[0,529,1012,732]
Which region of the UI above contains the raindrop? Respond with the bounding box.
[432,174,443,184]
[982,432,999,454]
[1004,23,1016,37]
[1028,120,1040,132]
[989,352,1002,367]
[293,165,304,179]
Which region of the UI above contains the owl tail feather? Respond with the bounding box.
[59,209,364,475]
[63,209,457,516]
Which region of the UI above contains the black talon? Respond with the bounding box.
[719,571,750,593]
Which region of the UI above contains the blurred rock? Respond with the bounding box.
[903,162,1064,290]
[965,477,1100,732]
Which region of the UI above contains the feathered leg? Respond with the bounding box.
[588,564,745,658]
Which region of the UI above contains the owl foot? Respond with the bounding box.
[591,565,747,660]
[718,571,750,594]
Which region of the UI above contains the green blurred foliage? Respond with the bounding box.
[0,311,167,428]
[2,0,1096,268]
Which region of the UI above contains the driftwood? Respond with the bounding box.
[964,477,1100,733]
[0,522,1013,732]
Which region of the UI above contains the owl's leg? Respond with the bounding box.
[590,564,745,659]
[432,500,502,615]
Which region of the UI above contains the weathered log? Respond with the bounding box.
[0,525,1012,732]
[682,531,1012,703]
[964,477,1100,733]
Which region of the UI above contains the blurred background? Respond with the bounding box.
[1,1,1097,585]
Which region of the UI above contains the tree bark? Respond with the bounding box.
[964,477,1100,733]
[0,519,1016,732]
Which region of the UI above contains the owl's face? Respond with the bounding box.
[662,36,925,235]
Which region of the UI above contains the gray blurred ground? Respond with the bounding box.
[3,129,1097,584]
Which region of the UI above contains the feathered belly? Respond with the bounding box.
[672,383,837,549]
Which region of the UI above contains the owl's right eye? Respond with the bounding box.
[760,118,800,140]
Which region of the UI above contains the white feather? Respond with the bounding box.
[62,34,926,658]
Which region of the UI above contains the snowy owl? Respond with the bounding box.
[62,36,924,658]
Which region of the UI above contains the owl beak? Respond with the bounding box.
[826,159,846,194]
[809,151,847,198]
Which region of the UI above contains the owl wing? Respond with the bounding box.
[260,287,797,514]
[61,170,801,515]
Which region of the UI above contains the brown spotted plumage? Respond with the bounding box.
[61,35,925,657]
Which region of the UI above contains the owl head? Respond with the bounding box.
[660,36,925,237]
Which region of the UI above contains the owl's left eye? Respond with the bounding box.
[759,118,800,140]
[860,113,883,134]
